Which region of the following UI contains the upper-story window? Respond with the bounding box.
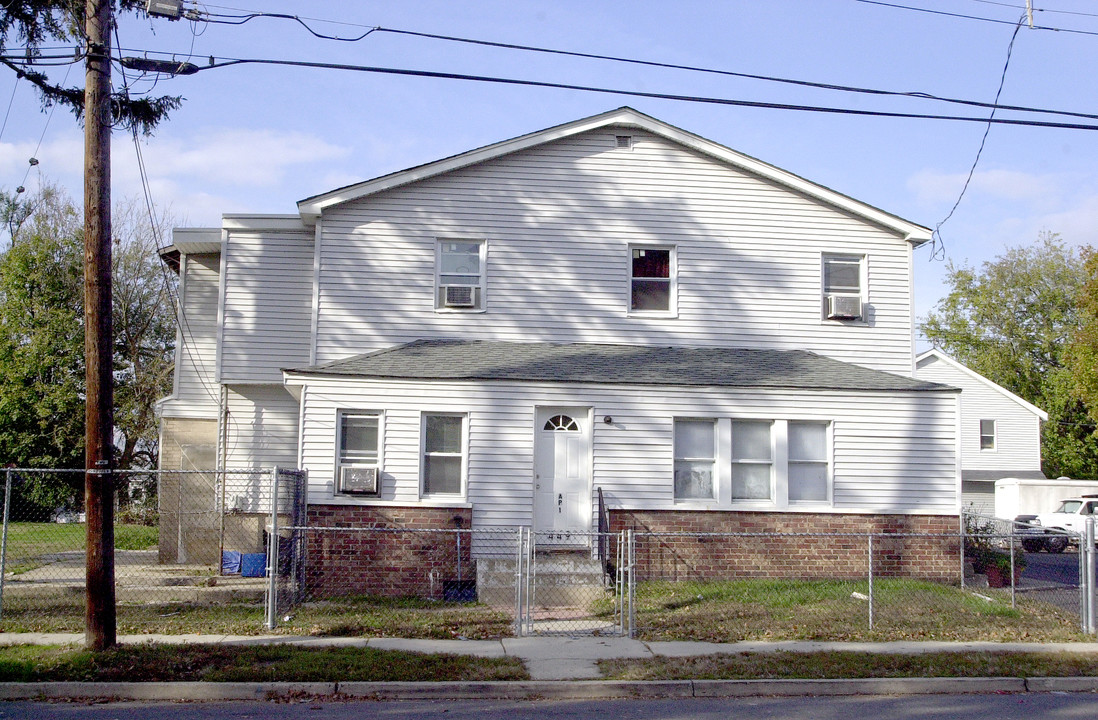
[437,240,485,311]
[980,419,996,450]
[822,253,865,321]
[630,246,675,314]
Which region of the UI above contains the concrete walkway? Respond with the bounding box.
[5,633,1098,681]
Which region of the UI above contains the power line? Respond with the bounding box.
[966,0,1098,19]
[172,54,1098,131]
[177,11,1098,122]
[932,14,1026,259]
[854,0,1098,37]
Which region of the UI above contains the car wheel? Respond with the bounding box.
[1046,535,1068,553]
[1021,539,1042,553]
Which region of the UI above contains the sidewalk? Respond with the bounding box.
[5,632,1098,681]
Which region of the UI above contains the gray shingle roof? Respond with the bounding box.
[286,340,954,393]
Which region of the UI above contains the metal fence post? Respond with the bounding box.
[0,470,11,620]
[1009,530,1016,609]
[867,533,874,631]
[628,528,636,638]
[1087,518,1096,635]
[513,527,525,637]
[959,514,966,589]
[265,467,281,630]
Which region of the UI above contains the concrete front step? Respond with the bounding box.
[476,553,610,607]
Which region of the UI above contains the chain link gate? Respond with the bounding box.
[514,528,633,637]
[266,467,308,629]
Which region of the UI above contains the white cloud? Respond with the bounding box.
[907,168,1062,207]
[130,128,351,188]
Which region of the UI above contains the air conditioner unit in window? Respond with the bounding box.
[339,466,379,495]
[827,294,862,320]
[443,285,477,308]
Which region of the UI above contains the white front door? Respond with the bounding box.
[534,407,591,538]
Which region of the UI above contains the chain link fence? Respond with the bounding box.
[0,467,278,633]
[0,469,1091,642]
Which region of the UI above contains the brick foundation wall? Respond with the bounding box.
[610,510,960,583]
[304,505,473,598]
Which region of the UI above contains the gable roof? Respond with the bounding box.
[296,107,932,244]
[287,339,953,393]
[915,349,1048,420]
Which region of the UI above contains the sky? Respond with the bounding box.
[1,0,1097,330]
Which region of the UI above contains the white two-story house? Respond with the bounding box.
[157,107,961,580]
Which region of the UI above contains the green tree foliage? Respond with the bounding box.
[922,233,1098,479]
[1068,249,1098,428]
[0,0,180,133]
[0,185,176,515]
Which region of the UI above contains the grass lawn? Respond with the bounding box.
[625,578,1084,642]
[0,595,514,638]
[0,643,528,682]
[600,650,1098,680]
[2,522,157,574]
[0,577,1082,643]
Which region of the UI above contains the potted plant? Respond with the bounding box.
[984,550,1025,588]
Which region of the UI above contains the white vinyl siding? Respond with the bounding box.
[220,229,314,383]
[160,253,221,418]
[312,129,916,374]
[290,375,957,527]
[915,355,1043,476]
[222,385,301,470]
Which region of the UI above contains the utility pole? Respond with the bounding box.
[84,0,116,652]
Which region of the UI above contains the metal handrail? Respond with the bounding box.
[597,487,609,568]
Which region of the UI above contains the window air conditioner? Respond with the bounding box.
[827,294,862,320]
[339,466,379,495]
[443,285,477,308]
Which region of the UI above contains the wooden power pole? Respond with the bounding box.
[83,0,116,651]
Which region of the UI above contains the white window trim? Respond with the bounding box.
[628,243,677,317]
[821,252,867,324]
[334,409,383,496]
[673,418,719,504]
[979,419,997,452]
[420,412,469,499]
[728,419,833,510]
[435,238,487,313]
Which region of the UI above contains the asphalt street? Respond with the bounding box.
[1023,549,1081,587]
[3,694,1095,720]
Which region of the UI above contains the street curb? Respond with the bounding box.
[692,677,1027,697]
[0,676,1081,701]
[1025,676,1098,693]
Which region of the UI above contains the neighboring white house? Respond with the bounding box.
[156,107,961,568]
[915,349,1047,515]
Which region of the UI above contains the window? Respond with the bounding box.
[337,412,380,494]
[422,414,465,495]
[822,254,865,320]
[788,422,829,503]
[437,240,485,310]
[980,419,996,450]
[729,420,832,506]
[674,419,716,500]
[630,246,674,313]
[732,421,773,500]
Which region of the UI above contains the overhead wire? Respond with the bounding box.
[113,23,223,409]
[931,13,1026,260]
[0,76,19,143]
[170,54,1098,131]
[179,10,1098,122]
[853,0,1098,37]
[966,0,1098,18]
